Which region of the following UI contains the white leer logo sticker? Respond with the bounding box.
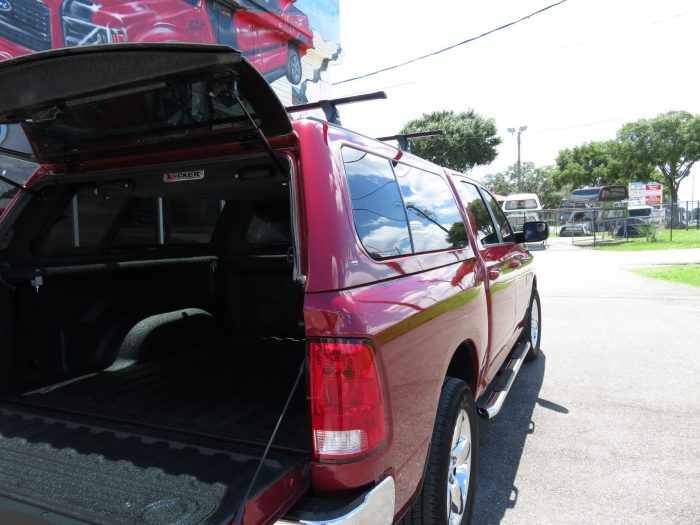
[163,170,204,182]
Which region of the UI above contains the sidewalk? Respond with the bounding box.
[545,236,700,266]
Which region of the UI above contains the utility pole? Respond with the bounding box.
[507,125,528,192]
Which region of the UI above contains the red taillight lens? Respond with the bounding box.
[309,339,388,460]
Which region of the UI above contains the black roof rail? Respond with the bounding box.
[286,91,387,125]
[376,129,445,152]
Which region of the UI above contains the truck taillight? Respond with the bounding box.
[309,339,388,460]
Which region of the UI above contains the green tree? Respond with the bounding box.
[401,110,501,171]
[550,140,654,191]
[618,110,700,203]
[482,162,567,208]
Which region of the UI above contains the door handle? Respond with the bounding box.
[509,259,522,269]
[489,268,500,280]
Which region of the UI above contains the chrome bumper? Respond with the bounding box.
[276,476,395,525]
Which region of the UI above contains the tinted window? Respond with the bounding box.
[40,188,219,254]
[480,189,514,243]
[112,198,158,247]
[1,155,38,213]
[24,77,261,163]
[393,164,467,253]
[42,189,125,252]
[245,202,291,245]
[455,181,499,248]
[166,199,221,244]
[629,208,652,218]
[571,189,600,198]
[343,148,411,259]
[599,186,627,201]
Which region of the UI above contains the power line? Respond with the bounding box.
[332,0,569,86]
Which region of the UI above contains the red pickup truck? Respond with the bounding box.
[0,45,548,525]
[0,0,313,84]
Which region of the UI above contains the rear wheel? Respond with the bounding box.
[403,378,478,525]
[285,45,302,84]
[523,288,541,361]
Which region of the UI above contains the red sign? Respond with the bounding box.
[645,183,663,205]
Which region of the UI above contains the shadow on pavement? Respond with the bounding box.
[472,352,564,525]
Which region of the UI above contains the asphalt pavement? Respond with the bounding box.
[473,237,700,525]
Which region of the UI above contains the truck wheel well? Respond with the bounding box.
[445,342,478,397]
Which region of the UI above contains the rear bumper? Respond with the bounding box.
[275,476,395,525]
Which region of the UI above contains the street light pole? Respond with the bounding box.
[507,125,528,192]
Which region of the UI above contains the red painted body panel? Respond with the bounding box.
[304,262,488,511]
[0,37,32,60]
[89,0,216,44]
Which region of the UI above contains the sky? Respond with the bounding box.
[326,0,700,201]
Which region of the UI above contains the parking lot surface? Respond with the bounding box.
[473,238,700,524]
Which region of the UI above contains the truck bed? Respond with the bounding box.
[0,337,310,524]
[5,336,308,452]
[0,405,307,525]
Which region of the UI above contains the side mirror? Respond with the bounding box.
[515,221,549,243]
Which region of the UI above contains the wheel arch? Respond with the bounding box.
[445,340,479,398]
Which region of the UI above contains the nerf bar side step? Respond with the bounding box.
[477,341,530,419]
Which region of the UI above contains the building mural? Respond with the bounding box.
[0,0,341,105]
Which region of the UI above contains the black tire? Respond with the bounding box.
[285,45,302,84]
[522,288,542,362]
[402,378,478,525]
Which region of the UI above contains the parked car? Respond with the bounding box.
[0,44,548,525]
[560,185,628,208]
[614,217,650,238]
[0,0,313,84]
[558,210,598,236]
[627,204,663,226]
[501,192,542,214]
[501,193,542,233]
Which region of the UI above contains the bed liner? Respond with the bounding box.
[0,404,308,525]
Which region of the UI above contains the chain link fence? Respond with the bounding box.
[529,200,700,246]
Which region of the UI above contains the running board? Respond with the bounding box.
[477,341,530,419]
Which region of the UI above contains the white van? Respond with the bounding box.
[501,193,543,214]
[501,193,542,232]
[628,205,658,222]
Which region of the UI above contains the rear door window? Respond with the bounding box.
[393,164,467,252]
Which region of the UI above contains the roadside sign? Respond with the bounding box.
[629,182,663,205]
[645,183,662,205]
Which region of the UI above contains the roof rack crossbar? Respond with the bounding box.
[376,129,445,152]
[286,91,387,125]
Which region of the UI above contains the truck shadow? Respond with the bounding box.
[472,352,560,525]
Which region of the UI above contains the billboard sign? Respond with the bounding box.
[629,182,663,205]
[0,0,340,105]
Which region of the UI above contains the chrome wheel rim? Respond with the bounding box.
[446,409,471,525]
[530,298,540,348]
